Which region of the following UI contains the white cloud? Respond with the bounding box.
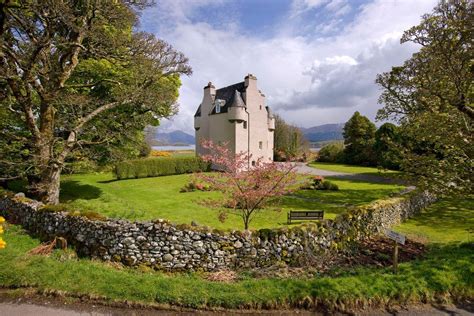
[143,0,438,133]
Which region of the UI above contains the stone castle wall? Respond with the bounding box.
[0,191,435,271]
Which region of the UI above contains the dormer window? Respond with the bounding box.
[216,103,221,113]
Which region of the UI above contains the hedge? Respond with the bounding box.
[114,157,210,180]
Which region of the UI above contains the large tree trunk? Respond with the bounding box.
[29,165,62,205]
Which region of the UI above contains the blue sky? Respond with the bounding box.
[138,0,438,133]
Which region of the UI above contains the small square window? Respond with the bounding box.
[259,141,263,149]
[251,161,256,166]
[243,121,247,129]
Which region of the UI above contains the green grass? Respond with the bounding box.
[394,197,474,244]
[0,224,472,310]
[309,162,399,176]
[58,173,404,230]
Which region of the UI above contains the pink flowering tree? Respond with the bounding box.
[195,140,300,230]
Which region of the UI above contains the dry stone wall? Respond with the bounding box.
[0,191,435,271]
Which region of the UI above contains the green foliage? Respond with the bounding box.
[374,123,402,170]
[114,157,210,180]
[317,142,344,163]
[273,115,310,161]
[376,1,473,195]
[342,112,377,166]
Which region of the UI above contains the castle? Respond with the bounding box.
[194,74,275,166]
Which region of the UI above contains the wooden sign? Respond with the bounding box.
[384,229,406,245]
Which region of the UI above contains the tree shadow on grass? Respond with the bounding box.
[60,180,102,202]
[401,198,474,234]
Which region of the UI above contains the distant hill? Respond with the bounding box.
[301,123,344,142]
[153,131,195,145]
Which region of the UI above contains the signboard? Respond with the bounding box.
[384,229,406,245]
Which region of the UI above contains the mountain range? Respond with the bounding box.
[148,123,344,145]
[301,123,344,142]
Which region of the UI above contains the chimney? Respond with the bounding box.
[204,81,215,96]
[244,74,257,89]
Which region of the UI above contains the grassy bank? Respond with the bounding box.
[57,173,404,230]
[0,224,472,310]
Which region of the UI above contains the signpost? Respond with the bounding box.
[384,229,406,273]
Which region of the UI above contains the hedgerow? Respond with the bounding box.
[114,157,210,180]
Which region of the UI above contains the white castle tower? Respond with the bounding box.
[194,74,275,166]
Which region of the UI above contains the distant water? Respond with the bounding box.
[152,145,195,151]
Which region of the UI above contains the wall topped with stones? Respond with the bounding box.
[0,191,435,271]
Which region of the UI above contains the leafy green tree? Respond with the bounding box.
[342,112,377,166]
[376,0,473,194]
[0,1,192,203]
[317,142,344,163]
[273,115,309,161]
[374,123,402,170]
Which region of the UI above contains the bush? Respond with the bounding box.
[114,157,210,180]
[180,181,212,193]
[301,176,339,191]
[318,142,344,162]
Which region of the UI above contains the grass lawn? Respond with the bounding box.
[59,173,404,230]
[309,162,399,176]
[394,197,474,244]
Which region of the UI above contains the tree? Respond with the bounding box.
[376,0,473,194]
[374,123,402,170]
[317,141,344,163]
[0,1,192,203]
[273,114,310,161]
[342,112,377,166]
[195,141,299,230]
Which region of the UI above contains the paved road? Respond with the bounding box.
[0,301,472,316]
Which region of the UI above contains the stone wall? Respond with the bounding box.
[0,191,435,271]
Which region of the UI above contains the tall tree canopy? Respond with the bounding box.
[342,111,376,166]
[376,0,473,194]
[0,1,192,203]
[273,114,309,161]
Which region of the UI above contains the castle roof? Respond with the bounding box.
[210,82,246,115]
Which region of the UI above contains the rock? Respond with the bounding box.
[136,236,147,242]
[234,241,243,249]
[191,221,199,226]
[14,192,25,198]
[163,254,173,262]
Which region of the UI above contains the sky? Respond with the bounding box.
[138,0,438,134]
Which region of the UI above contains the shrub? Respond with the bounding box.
[114,157,210,180]
[317,142,344,162]
[180,181,212,192]
[301,176,339,191]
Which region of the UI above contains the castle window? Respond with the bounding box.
[259,141,263,149]
[252,161,256,167]
[243,121,247,129]
[259,105,262,110]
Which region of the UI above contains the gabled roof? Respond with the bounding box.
[194,104,201,117]
[210,82,246,115]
